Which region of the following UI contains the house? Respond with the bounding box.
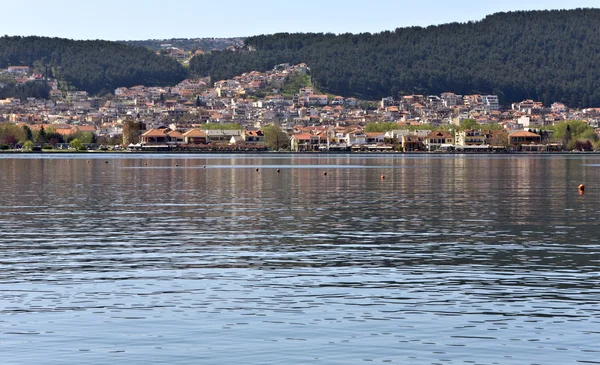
[401,135,425,151]
[49,90,63,99]
[307,94,328,106]
[7,66,30,74]
[204,129,243,144]
[385,129,411,143]
[346,98,358,107]
[482,95,500,111]
[427,95,444,109]
[166,130,184,145]
[365,132,385,144]
[441,92,463,107]
[347,132,367,146]
[182,128,207,144]
[381,97,395,108]
[141,128,168,145]
[551,102,567,113]
[455,129,485,146]
[331,96,345,105]
[244,130,264,144]
[425,131,454,151]
[229,135,245,145]
[76,125,97,135]
[508,131,542,150]
[290,133,326,151]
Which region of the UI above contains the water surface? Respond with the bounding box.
[1,154,599,364]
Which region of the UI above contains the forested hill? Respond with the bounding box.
[189,8,600,108]
[0,36,187,95]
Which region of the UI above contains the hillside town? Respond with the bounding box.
[1,63,600,152]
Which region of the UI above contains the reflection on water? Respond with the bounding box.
[1,154,600,365]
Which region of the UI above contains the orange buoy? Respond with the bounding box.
[578,183,585,194]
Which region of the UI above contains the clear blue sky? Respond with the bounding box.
[2,0,598,40]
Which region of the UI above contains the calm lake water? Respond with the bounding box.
[1,154,600,365]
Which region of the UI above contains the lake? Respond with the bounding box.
[1,154,599,365]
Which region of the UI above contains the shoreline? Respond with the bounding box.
[0,150,596,156]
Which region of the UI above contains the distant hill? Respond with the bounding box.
[0,36,187,95]
[189,9,600,108]
[120,38,245,52]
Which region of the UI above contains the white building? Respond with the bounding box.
[482,95,500,111]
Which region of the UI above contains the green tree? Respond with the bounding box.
[22,140,34,151]
[77,132,95,144]
[552,120,599,149]
[263,124,289,150]
[69,138,83,150]
[122,118,141,145]
[202,123,242,130]
[364,122,398,133]
[281,73,312,97]
[36,125,47,144]
[0,123,25,146]
[459,118,480,131]
[563,125,572,148]
[22,125,33,141]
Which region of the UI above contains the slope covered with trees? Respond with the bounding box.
[189,9,600,107]
[0,36,187,95]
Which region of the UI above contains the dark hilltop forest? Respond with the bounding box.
[0,36,187,95]
[189,8,600,108]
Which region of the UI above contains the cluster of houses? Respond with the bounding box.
[136,127,265,150]
[289,128,554,152]
[0,66,46,86]
[1,62,600,152]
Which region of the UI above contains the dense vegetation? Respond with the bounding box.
[189,9,600,107]
[0,36,187,95]
[281,73,312,97]
[0,79,49,99]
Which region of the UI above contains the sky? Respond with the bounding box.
[2,0,599,40]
